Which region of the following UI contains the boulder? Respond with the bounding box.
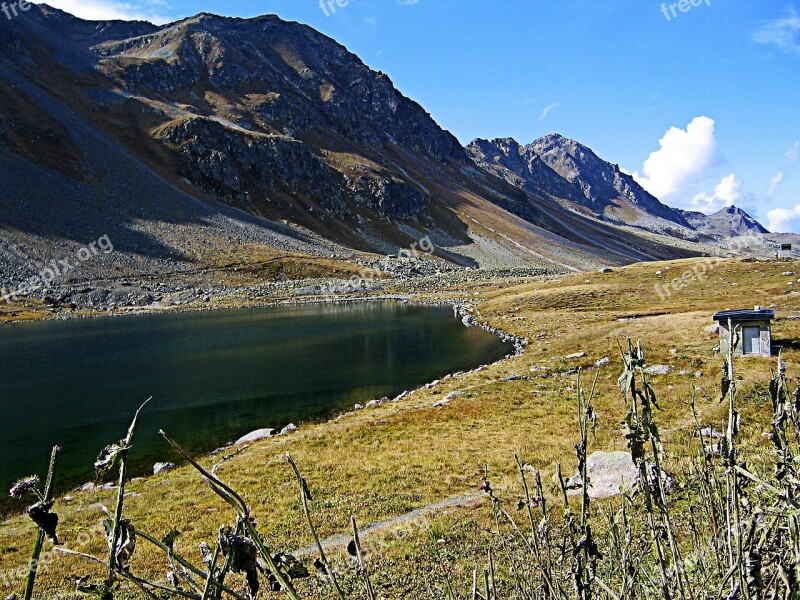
[567,451,639,499]
[234,429,275,445]
[153,462,177,475]
[565,352,587,359]
[280,423,299,435]
[645,364,672,376]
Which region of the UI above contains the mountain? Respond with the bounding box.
[0,5,707,296]
[466,134,692,232]
[679,206,769,237]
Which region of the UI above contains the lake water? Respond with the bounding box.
[0,301,511,502]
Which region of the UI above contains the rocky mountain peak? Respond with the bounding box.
[679,205,769,236]
[467,134,689,227]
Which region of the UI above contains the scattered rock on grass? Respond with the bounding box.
[153,462,177,475]
[433,391,463,407]
[695,427,725,439]
[280,423,299,435]
[566,451,639,499]
[234,429,275,445]
[645,364,672,376]
[501,375,527,382]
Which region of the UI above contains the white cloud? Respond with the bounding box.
[633,116,718,200]
[691,173,742,212]
[768,171,785,197]
[768,204,800,233]
[753,8,800,56]
[786,141,800,165]
[539,102,560,122]
[30,0,172,24]
[398,0,420,4]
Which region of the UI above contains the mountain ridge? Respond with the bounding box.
[0,5,750,303]
[466,133,770,238]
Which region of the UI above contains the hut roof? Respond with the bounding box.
[713,309,776,322]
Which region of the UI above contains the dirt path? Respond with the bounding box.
[294,492,485,556]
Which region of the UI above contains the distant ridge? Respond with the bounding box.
[678,205,769,236]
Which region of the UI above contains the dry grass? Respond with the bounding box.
[1,257,799,598]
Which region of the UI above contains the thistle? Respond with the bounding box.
[9,476,41,500]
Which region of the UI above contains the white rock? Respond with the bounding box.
[695,427,725,439]
[234,429,275,445]
[353,404,364,410]
[153,462,177,475]
[566,451,639,499]
[565,352,587,359]
[432,391,463,408]
[280,423,299,435]
[595,357,610,367]
[645,365,672,375]
[705,324,720,334]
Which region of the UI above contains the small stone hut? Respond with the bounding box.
[713,307,775,357]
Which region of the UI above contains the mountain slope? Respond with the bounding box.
[467,134,693,232]
[679,206,769,237]
[0,5,704,295]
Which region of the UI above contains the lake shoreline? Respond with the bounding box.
[0,296,527,516]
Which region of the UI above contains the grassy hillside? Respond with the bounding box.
[1,257,799,598]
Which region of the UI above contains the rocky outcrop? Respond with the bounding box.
[155,116,347,213]
[345,172,429,220]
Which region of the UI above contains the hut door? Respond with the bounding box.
[743,327,761,355]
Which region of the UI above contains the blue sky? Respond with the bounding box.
[30,0,800,232]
